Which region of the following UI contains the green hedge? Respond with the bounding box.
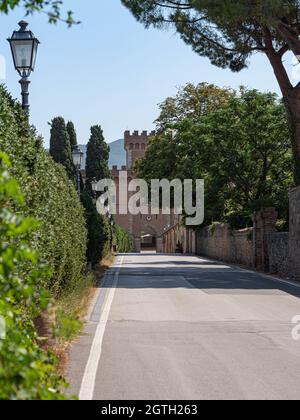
[0,153,66,400]
[0,85,87,296]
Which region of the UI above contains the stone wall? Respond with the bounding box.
[252,208,278,271]
[288,186,300,279]
[266,233,289,275]
[266,187,300,280]
[288,187,300,280]
[196,224,253,267]
[162,190,300,281]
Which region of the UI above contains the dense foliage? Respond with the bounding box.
[156,83,233,131]
[81,125,111,265]
[49,116,75,181]
[86,125,111,189]
[82,124,133,262]
[0,85,87,296]
[113,225,134,253]
[80,190,112,266]
[136,86,293,228]
[0,153,66,400]
[66,121,77,149]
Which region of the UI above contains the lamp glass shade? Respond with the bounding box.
[91,179,98,191]
[8,22,39,75]
[72,147,83,169]
[11,40,33,69]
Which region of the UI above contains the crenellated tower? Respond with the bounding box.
[111,129,177,253]
[124,130,155,169]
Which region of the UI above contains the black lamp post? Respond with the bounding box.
[7,21,40,112]
[72,145,84,197]
[91,178,98,199]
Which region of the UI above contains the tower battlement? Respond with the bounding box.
[123,130,155,169]
[124,130,155,145]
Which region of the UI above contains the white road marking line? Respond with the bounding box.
[196,255,300,290]
[85,287,101,322]
[78,256,124,401]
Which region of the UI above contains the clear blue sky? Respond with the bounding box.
[0,0,288,147]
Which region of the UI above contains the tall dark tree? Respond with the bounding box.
[86,125,110,188]
[66,121,78,149]
[80,191,111,266]
[122,0,300,183]
[49,116,74,179]
[83,126,111,265]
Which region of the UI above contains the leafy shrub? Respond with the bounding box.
[113,225,134,253]
[54,272,94,343]
[0,85,87,296]
[0,153,66,400]
[53,309,83,343]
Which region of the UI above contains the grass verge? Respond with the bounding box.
[51,253,116,373]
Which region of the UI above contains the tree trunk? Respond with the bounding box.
[283,90,300,185]
[265,49,300,185]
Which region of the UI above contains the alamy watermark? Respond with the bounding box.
[93,172,205,226]
[0,316,5,341]
[292,315,300,341]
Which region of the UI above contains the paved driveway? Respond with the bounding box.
[67,253,300,400]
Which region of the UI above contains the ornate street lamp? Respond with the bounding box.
[72,145,84,197]
[7,21,40,112]
[72,145,84,170]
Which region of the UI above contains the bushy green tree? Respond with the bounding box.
[49,116,75,181]
[136,86,293,228]
[0,85,87,296]
[122,0,300,183]
[0,153,66,400]
[66,121,78,149]
[156,83,233,130]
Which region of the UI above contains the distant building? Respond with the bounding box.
[112,131,179,252]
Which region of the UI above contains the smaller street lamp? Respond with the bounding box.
[91,178,98,198]
[72,145,84,197]
[72,145,84,169]
[7,21,40,112]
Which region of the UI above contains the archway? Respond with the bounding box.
[140,225,157,252]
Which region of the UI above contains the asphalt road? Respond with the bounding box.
[67,253,300,400]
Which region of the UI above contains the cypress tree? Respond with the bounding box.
[81,191,111,265]
[49,116,74,180]
[83,125,111,265]
[66,121,78,149]
[86,125,110,187]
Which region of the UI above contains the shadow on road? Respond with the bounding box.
[103,254,300,298]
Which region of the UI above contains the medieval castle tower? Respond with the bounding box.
[111,130,178,252]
